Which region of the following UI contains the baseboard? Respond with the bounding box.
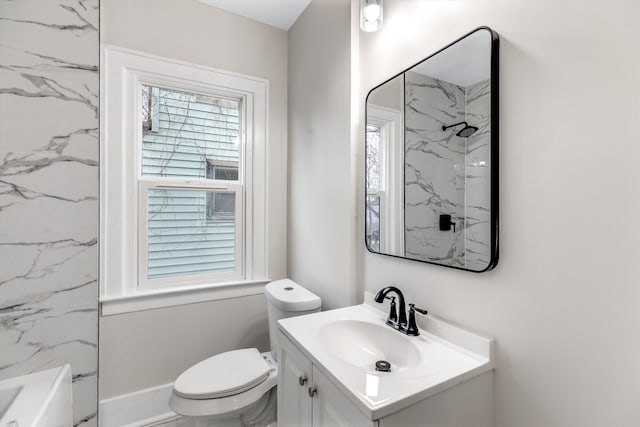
[99,383,177,427]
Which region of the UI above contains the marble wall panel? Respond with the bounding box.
[404,73,492,270]
[0,1,99,425]
[404,72,466,266]
[464,78,492,270]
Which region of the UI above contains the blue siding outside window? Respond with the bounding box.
[141,86,240,280]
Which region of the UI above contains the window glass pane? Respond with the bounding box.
[206,191,235,221]
[366,194,380,252]
[141,85,240,179]
[366,124,381,190]
[206,161,239,181]
[141,85,155,134]
[147,189,236,279]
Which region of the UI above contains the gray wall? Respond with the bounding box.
[101,0,288,286]
[99,0,288,399]
[0,0,99,425]
[360,1,640,426]
[99,294,269,399]
[289,0,640,425]
[288,0,360,310]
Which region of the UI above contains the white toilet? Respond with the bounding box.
[169,279,321,427]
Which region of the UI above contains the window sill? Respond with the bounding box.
[99,279,271,316]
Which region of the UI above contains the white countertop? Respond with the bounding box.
[278,296,494,420]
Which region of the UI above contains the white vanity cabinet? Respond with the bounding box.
[277,302,495,427]
[311,364,376,427]
[277,330,312,426]
[278,332,376,427]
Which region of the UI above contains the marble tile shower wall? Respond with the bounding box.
[404,72,491,269]
[464,79,492,270]
[405,72,466,266]
[0,1,99,425]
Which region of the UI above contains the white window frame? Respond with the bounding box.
[367,104,404,254]
[100,46,269,315]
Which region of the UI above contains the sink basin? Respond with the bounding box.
[318,320,421,372]
[278,297,494,420]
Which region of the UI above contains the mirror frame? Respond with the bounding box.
[364,26,499,272]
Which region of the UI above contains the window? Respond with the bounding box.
[101,47,268,314]
[366,124,382,252]
[138,85,243,285]
[365,105,404,254]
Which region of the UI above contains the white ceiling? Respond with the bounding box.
[196,0,312,31]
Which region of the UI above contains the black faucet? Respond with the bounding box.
[374,286,428,336]
[374,286,407,328]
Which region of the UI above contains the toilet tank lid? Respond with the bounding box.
[265,279,321,312]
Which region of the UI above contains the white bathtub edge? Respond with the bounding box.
[0,364,73,427]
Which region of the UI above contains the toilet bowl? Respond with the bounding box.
[169,279,321,427]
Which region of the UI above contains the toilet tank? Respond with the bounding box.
[265,279,321,358]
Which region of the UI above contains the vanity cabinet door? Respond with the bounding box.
[311,366,377,427]
[278,332,313,427]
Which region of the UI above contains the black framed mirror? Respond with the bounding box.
[365,27,499,272]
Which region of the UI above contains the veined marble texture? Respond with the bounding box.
[404,72,491,270]
[404,72,466,266]
[0,1,99,426]
[464,78,492,271]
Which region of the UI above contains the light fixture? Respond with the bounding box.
[360,0,383,32]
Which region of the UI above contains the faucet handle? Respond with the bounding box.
[406,303,428,336]
[409,304,428,315]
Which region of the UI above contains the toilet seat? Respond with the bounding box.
[169,350,278,418]
[174,348,273,400]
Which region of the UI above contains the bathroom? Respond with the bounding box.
[0,0,639,426]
